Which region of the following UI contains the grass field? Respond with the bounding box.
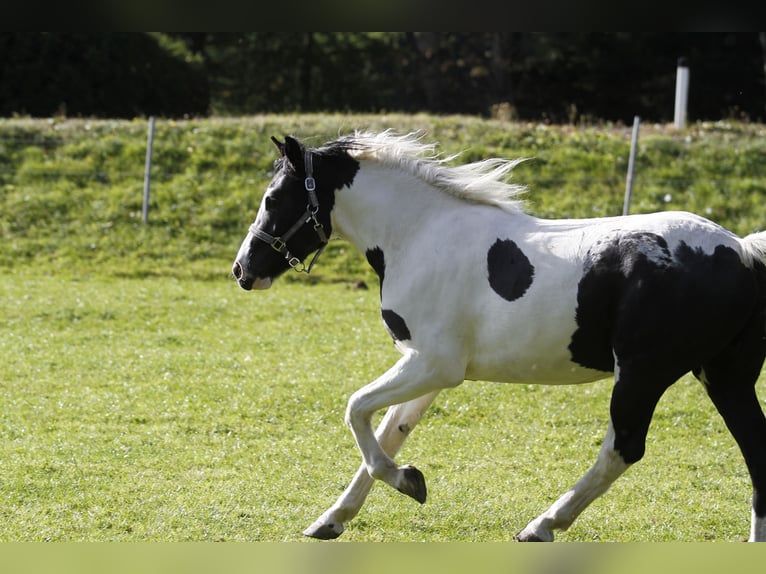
[2,114,766,542]
[0,272,754,541]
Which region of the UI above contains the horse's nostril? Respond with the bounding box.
[232,261,243,280]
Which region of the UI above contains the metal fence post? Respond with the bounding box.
[674,57,689,129]
[623,115,640,216]
[142,116,156,224]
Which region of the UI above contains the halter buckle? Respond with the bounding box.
[270,237,287,253]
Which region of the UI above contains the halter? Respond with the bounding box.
[249,151,329,273]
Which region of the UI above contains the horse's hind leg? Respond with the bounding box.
[705,383,766,541]
[515,363,672,542]
[698,330,766,541]
[514,419,629,541]
[304,390,440,539]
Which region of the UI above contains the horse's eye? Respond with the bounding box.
[264,196,278,210]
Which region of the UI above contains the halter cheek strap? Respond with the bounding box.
[249,151,329,274]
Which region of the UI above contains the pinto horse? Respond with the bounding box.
[232,130,766,541]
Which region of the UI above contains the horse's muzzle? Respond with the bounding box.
[232,261,272,291]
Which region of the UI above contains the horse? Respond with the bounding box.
[232,130,766,541]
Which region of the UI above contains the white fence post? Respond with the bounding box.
[142,116,156,224]
[674,57,689,129]
[623,115,640,216]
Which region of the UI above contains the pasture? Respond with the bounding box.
[0,273,754,541]
[2,115,766,541]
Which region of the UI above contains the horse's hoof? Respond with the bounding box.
[303,520,344,540]
[514,530,552,542]
[397,464,427,503]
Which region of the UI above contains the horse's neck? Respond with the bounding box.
[331,163,453,252]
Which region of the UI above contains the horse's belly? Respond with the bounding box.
[465,351,610,385]
[463,299,612,385]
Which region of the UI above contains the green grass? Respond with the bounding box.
[0,272,756,541]
[0,273,387,540]
[1,114,766,541]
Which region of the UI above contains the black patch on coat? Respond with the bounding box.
[569,232,756,375]
[312,146,360,194]
[568,232,671,372]
[365,246,385,299]
[366,247,410,341]
[487,239,535,302]
[382,309,411,342]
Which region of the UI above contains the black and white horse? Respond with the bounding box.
[232,130,766,541]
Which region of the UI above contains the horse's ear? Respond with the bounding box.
[283,135,305,171]
[270,136,285,156]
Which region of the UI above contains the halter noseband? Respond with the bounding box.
[249,151,329,274]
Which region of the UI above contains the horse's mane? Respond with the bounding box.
[316,130,528,213]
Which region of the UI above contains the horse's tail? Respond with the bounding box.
[740,230,766,268]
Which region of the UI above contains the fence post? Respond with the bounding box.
[623,115,640,216]
[674,57,689,129]
[142,116,156,224]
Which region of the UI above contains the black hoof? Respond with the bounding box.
[514,532,547,542]
[303,523,343,540]
[397,465,427,504]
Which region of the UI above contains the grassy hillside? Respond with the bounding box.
[2,114,766,284]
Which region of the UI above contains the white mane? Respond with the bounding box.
[337,130,528,213]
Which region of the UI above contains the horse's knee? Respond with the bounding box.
[344,396,354,428]
[609,407,650,464]
[344,398,354,429]
[609,373,670,465]
[613,433,645,464]
[345,389,375,429]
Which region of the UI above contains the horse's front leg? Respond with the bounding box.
[345,351,461,503]
[304,390,440,540]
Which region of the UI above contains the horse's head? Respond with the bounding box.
[232,134,357,290]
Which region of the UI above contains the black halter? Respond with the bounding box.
[249,151,329,274]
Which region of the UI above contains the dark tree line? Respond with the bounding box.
[2,33,765,123]
[0,33,209,118]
